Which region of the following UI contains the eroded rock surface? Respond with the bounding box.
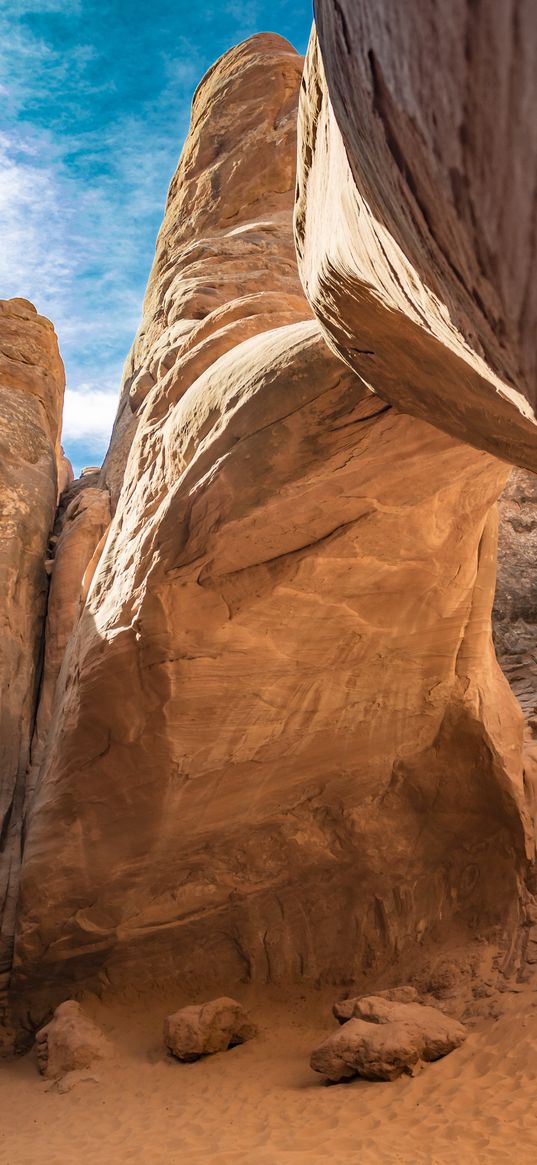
[296,7,537,468]
[35,1000,110,1079]
[0,298,64,1010]
[311,996,466,1082]
[164,997,257,1061]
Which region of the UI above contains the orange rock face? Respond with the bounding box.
[7,32,535,1025]
[0,299,64,1008]
[296,8,537,467]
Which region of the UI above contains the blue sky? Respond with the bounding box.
[1,0,312,474]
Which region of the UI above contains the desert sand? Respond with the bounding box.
[2,976,537,1165]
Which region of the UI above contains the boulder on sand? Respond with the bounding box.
[35,1000,110,1079]
[164,997,257,1062]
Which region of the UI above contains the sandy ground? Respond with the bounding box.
[1,983,537,1165]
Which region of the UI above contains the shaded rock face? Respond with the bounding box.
[297,7,537,468]
[5,32,537,1024]
[0,299,64,1007]
[27,471,111,800]
[493,471,537,824]
[494,472,537,709]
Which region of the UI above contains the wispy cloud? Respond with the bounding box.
[0,131,75,297]
[0,121,146,460]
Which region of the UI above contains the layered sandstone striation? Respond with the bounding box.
[296,4,537,467]
[0,299,64,1011]
[7,30,537,1027]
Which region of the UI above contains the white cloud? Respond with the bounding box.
[0,131,75,299]
[62,385,120,445]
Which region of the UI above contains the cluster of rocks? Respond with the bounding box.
[311,987,466,1082]
[35,989,466,1087]
[35,996,258,1083]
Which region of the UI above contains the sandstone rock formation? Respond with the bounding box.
[0,299,64,1016]
[35,1000,110,1079]
[164,997,257,1061]
[296,5,537,467]
[3,24,537,1036]
[310,996,466,1082]
[101,32,308,508]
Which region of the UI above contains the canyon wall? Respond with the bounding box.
[5,28,537,1030]
[0,299,64,1017]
